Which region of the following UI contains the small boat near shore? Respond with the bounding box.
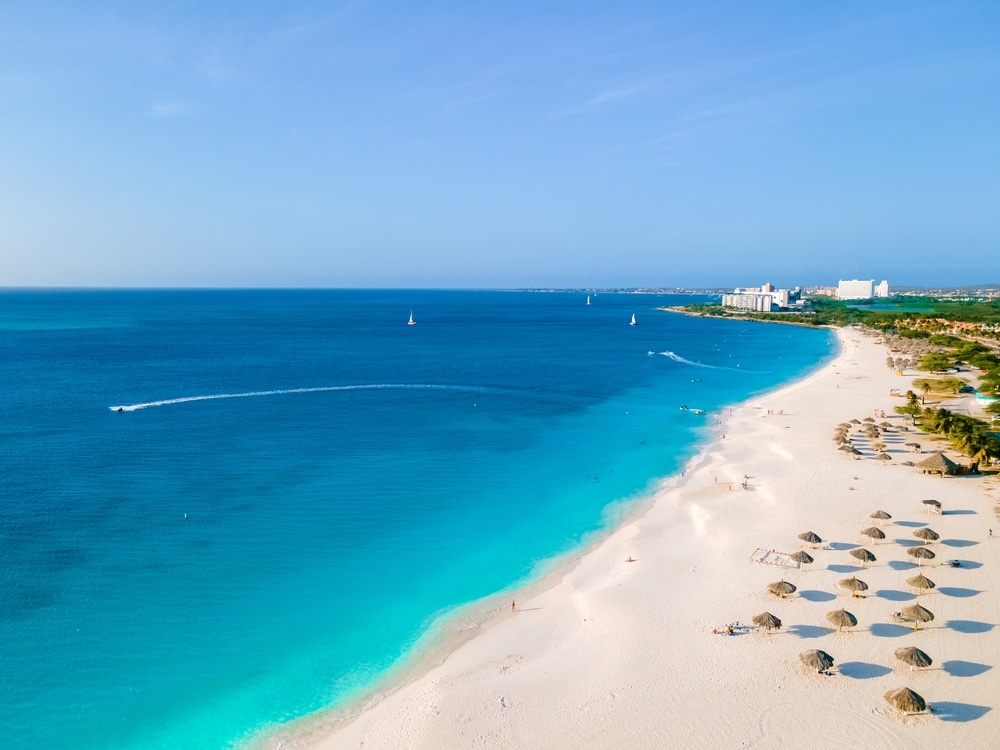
[630,313,637,326]
[407,311,416,326]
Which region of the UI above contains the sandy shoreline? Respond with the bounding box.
[280,327,999,749]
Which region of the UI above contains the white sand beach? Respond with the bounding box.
[295,327,1000,749]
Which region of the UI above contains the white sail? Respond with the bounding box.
[586,295,591,305]
[630,313,637,326]
[407,311,416,326]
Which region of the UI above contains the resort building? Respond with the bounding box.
[722,283,800,312]
[837,279,890,300]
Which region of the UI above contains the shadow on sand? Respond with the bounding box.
[941,539,978,548]
[942,660,992,677]
[789,624,835,639]
[875,589,915,602]
[828,542,858,551]
[869,623,912,638]
[938,587,981,598]
[931,701,991,723]
[895,520,928,528]
[799,590,837,603]
[838,661,892,679]
[946,620,995,634]
[827,564,859,574]
[942,509,976,516]
[887,560,918,571]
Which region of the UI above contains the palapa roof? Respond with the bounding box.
[798,531,823,544]
[870,510,892,520]
[790,550,814,564]
[906,574,936,591]
[826,609,858,629]
[901,604,935,623]
[800,649,834,671]
[894,646,933,668]
[861,526,886,539]
[884,687,927,713]
[907,546,936,560]
[917,451,959,475]
[768,580,797,597]
[913,527,940,542]
[752,612,782,631]
[839,576,869,593]
[849,548,876,563]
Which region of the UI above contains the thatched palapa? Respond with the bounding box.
[884,687,927,713]
[901,604,934,630]
[790,550,814,565]
[800,649,834,672]
[768,580,797,598]
[894,646,933,670]
[826,608,858,632]
[752,612,782,632]
[917,451,958,477]
[906,574,936,592]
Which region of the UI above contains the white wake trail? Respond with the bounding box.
[110,384,494,412]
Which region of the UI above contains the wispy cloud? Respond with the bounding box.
[148,99,196,118]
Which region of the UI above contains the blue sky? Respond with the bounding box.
[1,1,998,288]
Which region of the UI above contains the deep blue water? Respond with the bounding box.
[0,290,834,748]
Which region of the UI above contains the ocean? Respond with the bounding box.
[0,290,834,748]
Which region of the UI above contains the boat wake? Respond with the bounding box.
[659,351,765,373]
[110,384,501,412]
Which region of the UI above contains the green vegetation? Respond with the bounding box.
[918,407,1000,464]
[683,296,1000,398]
[912,377,966,395]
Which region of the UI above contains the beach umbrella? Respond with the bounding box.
[768,580,797,598]
[907,547,936,564]
[838,445,856,453]
[906,574,936,593]
[871,510,892,527]
[790,550,814,565]
[862,527,886,542]
[837,422,852,429]
[849,548,876,566]
[901,604,935,630]
[826,608,858,632]
[879,421,893,429]
[753,612,782,632]
[913,528,940,543]
[884,687,927,713]
[851,448,863,458]
[878,452,893,463]
[863,416,876,423]
[798,531,823,545]
[839,576,869,596]
[849,419,861,425]
[894,646,933,670]
[800,649,834,673]
[905,442,921,452]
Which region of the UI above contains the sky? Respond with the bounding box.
[1,1,998,289]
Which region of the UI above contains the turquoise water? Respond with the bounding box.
[0,290,834,748]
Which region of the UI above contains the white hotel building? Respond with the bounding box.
[721,282,793,312]
[838,279,890,300]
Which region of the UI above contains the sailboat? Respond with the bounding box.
[630,313,637,326]
[586,295,591,305]
[407,311,416,326]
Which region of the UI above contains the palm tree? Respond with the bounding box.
[920,381,931,405]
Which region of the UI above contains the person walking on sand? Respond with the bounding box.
[511,600,516,612]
